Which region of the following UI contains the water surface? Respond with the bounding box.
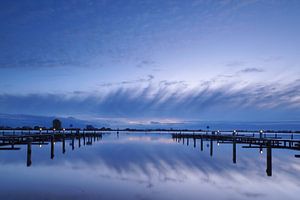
[0,132,299,200]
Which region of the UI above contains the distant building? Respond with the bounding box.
[53,119,62,130]
[86,125,95,130]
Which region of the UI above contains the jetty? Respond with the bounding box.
[172,131,300,177]
[0,129,103,166]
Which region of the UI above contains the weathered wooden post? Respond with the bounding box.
[233,136,237,164]
[210,138,213,157]
[72,134,75,150]
[200,135,203,151]
[83,133,86,146]
[62,134,66,154]
[51,135,55,159]
[193,137,196,148]
[11,137,15,149]
[27,137,33,167]
[187,138,189,146]
[90,134,93,145]
[266,141,272,176]
[78,133,81,148]
[259,130,263,140]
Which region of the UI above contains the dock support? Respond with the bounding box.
[200,136,203,151]
[210,138,213,157]
[51,135,54,159]
[233,136,237,164]
[62,134,66,154]
[27,137,32,167]
[72,135,75,150]
[78,134,81,148]
[266,141,272,176]
[83,133,86,146]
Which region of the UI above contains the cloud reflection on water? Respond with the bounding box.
[0,133,300,200]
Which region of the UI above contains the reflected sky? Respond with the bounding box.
[0,133,300,200]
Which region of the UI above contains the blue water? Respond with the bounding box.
[0,132,299,200]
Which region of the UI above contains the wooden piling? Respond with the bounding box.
[233,136,237,164]
[266,141,272,176]
[62,134,66,154]
[27,137,32,167]
[51,135,54,159]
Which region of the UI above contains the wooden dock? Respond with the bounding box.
[172,131,300,177]
[0,130,103,167]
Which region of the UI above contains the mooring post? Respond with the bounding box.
[83,133,86,146]
[187,138,189,146]
[11,137,15,149]
[193,137,196,148]
[233,136,237,164]
[259,130,263,139]
[51,135,55,159]
[201,135,203,151]
[78,133,81,148]
[266,141,272,176]
[72,134,75,150]
[210,138,213,157]
[27,137,33,167]
[62,134,66,154]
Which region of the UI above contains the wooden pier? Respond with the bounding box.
[0,129,103,166]
[172,131,300,177]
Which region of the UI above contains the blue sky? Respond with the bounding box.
[0,0,300,124]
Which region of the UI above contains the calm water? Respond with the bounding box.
[0,132,300,200]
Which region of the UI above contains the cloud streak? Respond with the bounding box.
[239,67,264,73]
[1,80,300,121]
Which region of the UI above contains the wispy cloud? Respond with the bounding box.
[0,58,82,69]
[239,67,264,73]
[226,61,246,67]
[1,79,299,121]
[97,75,154,87]
[136,60,156,68]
